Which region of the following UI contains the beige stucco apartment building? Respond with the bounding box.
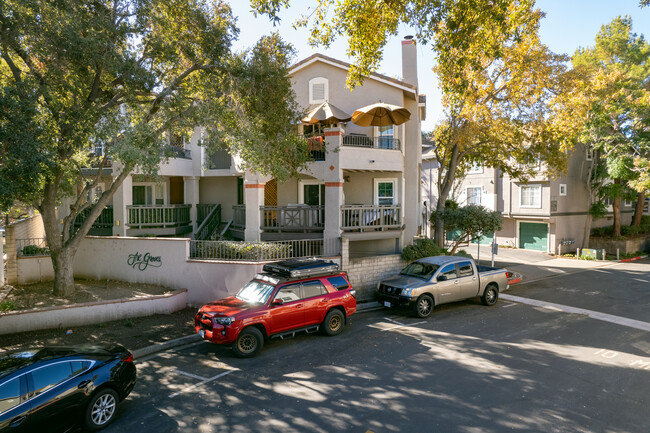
[423,143,635,254]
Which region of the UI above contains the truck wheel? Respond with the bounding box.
[481,284,499,306]
[233,327,264,358]
[322,309,345,336]
[413,294,434,318]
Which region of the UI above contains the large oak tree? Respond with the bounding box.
[0,0,308,296]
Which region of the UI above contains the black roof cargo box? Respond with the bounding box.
[262,258,339,278]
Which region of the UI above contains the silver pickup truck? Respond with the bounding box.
[376,256,509,318]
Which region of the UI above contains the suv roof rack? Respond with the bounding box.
[262,258,339,279]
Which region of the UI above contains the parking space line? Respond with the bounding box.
[501,294,650,332]
[175,370,209,381]
[378,321,426,332]
[501,302,517,308]
[385,317,405,326]
[169,369,238,398]
[634,278,649,283]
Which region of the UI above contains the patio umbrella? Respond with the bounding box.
[351,102,411,127]
[302,101,352,125]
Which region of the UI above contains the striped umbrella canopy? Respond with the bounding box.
[351,102,411,127]
[302,101,352,125]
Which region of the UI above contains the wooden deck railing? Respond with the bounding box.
[261,205,324,232]
[341,205,402,231]
[126,205,191,229]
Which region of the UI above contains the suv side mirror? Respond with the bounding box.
[437,275,447,282]
[271,298,284,306]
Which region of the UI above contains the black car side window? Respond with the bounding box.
[30,362,75,397]
[0,377,22,414]
[327,276,349,290]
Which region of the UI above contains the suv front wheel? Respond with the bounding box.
[233,327,264,357]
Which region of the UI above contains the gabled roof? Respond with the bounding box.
[290,53,417,96]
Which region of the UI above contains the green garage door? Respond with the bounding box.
[519,222,548,251]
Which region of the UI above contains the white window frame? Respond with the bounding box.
[374,178,398,206]
[467,162,483,174]
[308,77,329,104]
[466,187,482,205]
[520,184,542,209]
[586,147,593,161]
[559,184,567,196]
[298,180,325,205]
[624,199,632,207]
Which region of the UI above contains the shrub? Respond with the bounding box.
[402,238,447,262]
[0,301,15,312]
[21,245,50,256]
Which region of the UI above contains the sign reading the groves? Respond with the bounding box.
[127,252,162,271]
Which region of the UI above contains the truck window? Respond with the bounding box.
[458,262,474,277]
[400,262,438,280]
[275,284,301,303]
[439,264,458,280]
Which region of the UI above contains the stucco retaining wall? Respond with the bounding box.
[589,236,650,255]
[0,289,188,335]
[345,254,406,301]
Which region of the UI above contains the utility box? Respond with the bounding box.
[581,248,605,260]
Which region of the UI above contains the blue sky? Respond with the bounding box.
[228,0,650,131]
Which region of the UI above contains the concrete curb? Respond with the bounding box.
[132,301,384,360]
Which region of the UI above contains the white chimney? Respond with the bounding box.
[401,35,418,88]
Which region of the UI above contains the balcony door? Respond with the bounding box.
[170,177,184,204]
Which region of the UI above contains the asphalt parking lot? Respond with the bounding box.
[101,258,649,433]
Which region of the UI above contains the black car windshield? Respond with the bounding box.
[400,262,439,280]
[236,280,276,304]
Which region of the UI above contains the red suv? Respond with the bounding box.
[195,258,357,357]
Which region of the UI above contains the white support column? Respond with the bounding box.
[243,172,268,241]
[112,167,131,236]
[323,127,343,256]
[184,176,200,232]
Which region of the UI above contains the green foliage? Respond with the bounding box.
[192,241,293,261]
[21,245,50,256]
[123,318,134,328]
[589,202,607,219]
[592,224,650,237]
[0,301,16,312]
[439,205,503,255]
[401,238,447,262]
[0,0,308,296]
[579,255,596,261]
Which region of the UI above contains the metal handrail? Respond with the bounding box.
[342,135,401,150]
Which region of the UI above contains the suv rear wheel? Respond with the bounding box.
[322,309,345,336]
[233,327,264,358]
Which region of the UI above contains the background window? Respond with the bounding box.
[377,125,394,149]
[375,180,396,205]
[559,184,567,196]
[467,162,483,174]
[467,187,482,205]
[520,185,542,208]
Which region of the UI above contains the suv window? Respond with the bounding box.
[275,284,301,303]
[327,276,349,290]
[458,262,474,277]
[31,362,76,397]
[302,280,327,298]
[439,264,458,280]
[0,377,22,414]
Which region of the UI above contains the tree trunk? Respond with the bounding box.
[433,199,447,247]
[632,191,645,226]
[51,248,76,297]
[613,179,621,236]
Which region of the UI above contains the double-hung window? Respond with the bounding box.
[467,187,482,205]
[520,184,542,208]
[375,179,396,206]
